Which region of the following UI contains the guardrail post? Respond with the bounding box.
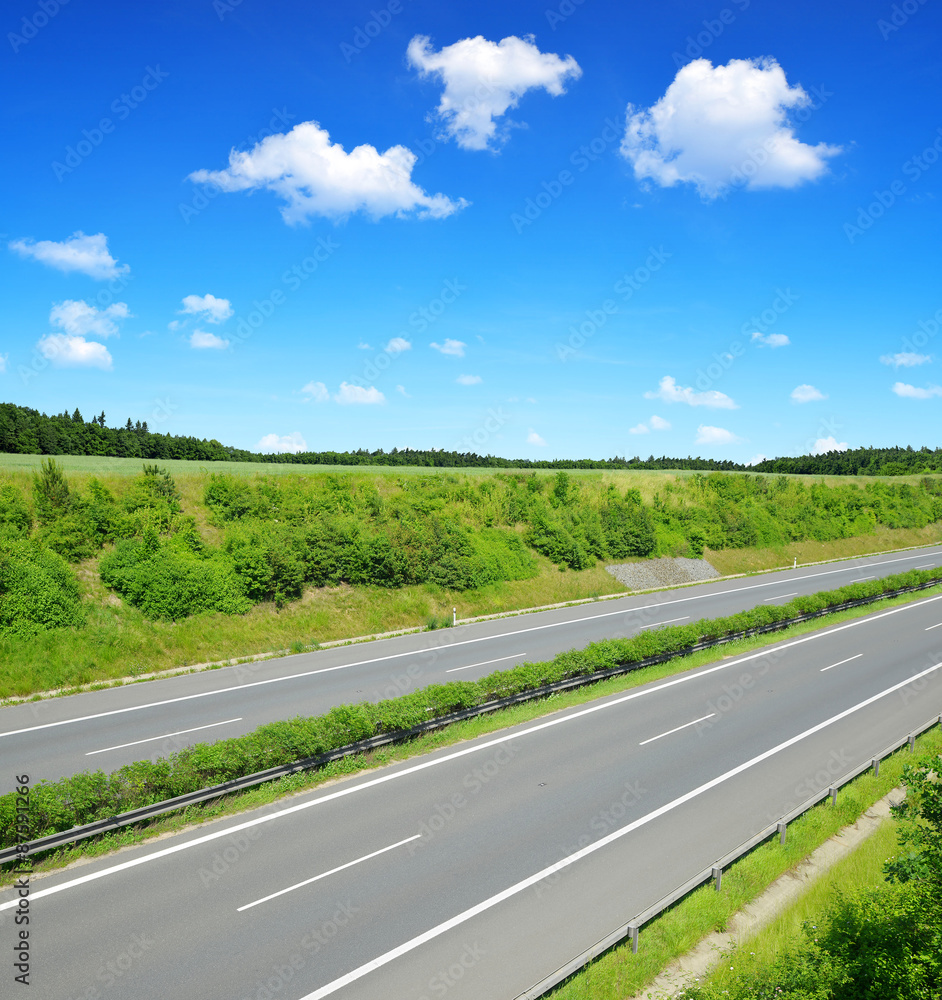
[628,922,639,954]
[712,865,723,891]
[872,757,880,777]
[829,785,838,806]
[777,821,787,845]
[453,607,457,627]
[909,734,916,752]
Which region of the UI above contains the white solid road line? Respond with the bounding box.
[445,653,526,674]
[5,591,942,914]
[763,593,798,602]
[639,616,689,629]
[237,835,421,912]
[819,654,863,673]
[297,659,942,1000]
[638,714,715,745]
[85,718,243,755]
[926,623,942,631]
[2,549,939,740]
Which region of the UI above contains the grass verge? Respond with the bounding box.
[5,580,941,889]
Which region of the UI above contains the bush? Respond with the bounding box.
[0,539,85,637]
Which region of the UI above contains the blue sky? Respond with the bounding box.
[3,0,941,462]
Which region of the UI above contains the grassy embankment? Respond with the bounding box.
[1,454,941,699]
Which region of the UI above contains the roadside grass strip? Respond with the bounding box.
[2,568,942,861]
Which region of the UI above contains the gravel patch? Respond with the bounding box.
[605,556,720,591]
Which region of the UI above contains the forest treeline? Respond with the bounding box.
[2,461,942,637]
[2,402,940,474]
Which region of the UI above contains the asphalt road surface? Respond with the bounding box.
[1,545,940,793]
[2,586,942,999]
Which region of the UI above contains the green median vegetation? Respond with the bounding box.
[1,565,939,855]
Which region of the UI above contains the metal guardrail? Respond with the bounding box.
[2,576,940,863]
[516,711,942,1000]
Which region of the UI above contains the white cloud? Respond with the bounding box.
[256,432,308,454]
[190,330,230,350]
[0,354,8,374]
[37,334,113,369]
[695,424,743,445]
[621,58,841,199]
[396,384,411,397]
[790,384,827,403]
[527,429,547,446]
[751,331,790,348]
[180,293,233,324]
[188,120,468,224]
[407,34,581,151]
[302,381,329,403]
[385,337,411,354]
[892,381,942,399]
[49,300,130,339]
[628,422,650,434]
[650,414,671,430]
[881,352,931,367]
[335,382,385,405]
[747,453,767,466]
[9,231,128,280]
[812,436,849,454]
[456,374,482,385]
[357,342,372,350]
[644,375,738,409]
[430,338,466,357]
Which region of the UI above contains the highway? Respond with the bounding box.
[2,586,942,999]
[1,546,941,792]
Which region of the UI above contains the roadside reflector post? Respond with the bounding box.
[629,923,639,954]
[829,785,838,807]
[793,557,797,569]
[453,607,457,627]
[777,821,787,845]
[909,734,916,752]
[712,865,723,891]
[872,757,880,777]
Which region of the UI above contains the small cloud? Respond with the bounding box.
[0,354,8,374]
[50,300,129,339]
[407,34,581,151]
[695,424,743,445]
[456,374,482,385]
[812,436,848,454]
[881,352,931,368]
[190,330,230,350]
[188,120,467,224]
[335,382,385,404]
[430,338,466,357]
[168,320,182,332]
[301,380,329,403]
[37,334,113,369]
[357,342,372,350]
[180,293,233,324]
[10,231,128,280]
[747,453,767,466]
[527,429,547,446]
[645,375,738,409]
[892,381,942,399]
[396,384,411,397]
[628,422,649,434]
[385,337,411,354]
[751,331,790,348]
[621,57,841,199]
[256,432,307,454]
[650,414,671,430]
[526,397,536,404]
[790,384,827,403]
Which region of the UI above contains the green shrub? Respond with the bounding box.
[0,539,85,637]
